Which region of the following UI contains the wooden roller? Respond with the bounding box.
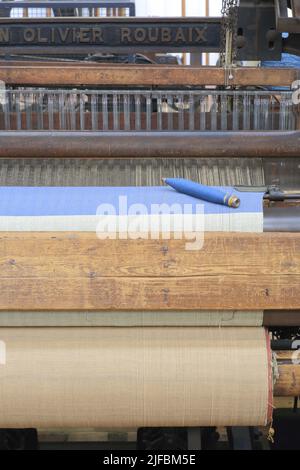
[274,351,300,397]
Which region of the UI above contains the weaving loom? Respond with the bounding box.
[0,0,299,450]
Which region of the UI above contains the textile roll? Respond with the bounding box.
[0,310,264,327]
[0,327,272,428]
[0,186,263,232]
[0,185,272,429]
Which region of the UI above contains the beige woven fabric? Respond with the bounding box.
[0,310,264,327]
[0,327,271,429]
[0,212,263,232]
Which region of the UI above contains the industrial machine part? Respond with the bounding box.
[0,1,298,59]
[0,0,299,450]
[0,89,298,132]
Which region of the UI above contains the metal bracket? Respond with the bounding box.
[227,427,254,450]
[275,0,300,33]
[237,0,282,61]
[187,428,202,451]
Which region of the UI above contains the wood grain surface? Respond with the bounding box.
[0,232,299,311]
[0,64,297,87]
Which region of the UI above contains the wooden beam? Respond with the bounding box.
[0,232,299,311]
[0,64,297,87]
[264,311,300,327]
[275,351,300,397]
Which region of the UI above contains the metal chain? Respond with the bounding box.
[220,0,240,68]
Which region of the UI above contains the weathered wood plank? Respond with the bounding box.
[0,232,299,278]
[0,232,299,310]
[1,275,300,310]
[0,64,297,87]
[275,351,300,397]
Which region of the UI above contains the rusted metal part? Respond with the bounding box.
[275,0,300,33]
[0,131,299,158]
[0,64,298,87]
[264,311,300,326]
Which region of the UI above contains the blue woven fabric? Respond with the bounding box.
[262,53,300,69]
[0,186,264,216]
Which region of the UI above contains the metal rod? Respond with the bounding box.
[264,207,300,232]
[0,131,299,159]
[271,340,300,351]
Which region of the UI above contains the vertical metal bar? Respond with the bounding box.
[269,95,275,131]
[261,97,270,130]
[253,94,260,130]
[204,0,210,66]
[181,0,187,65]
[91,93,97,131]
[210,94,217,131]
[130,2,135,16]
[200,95,206,131]
[25,92,32,130]
[37,91,44,130]
[187,428,202,451]
[2,88,10,131]
[227,428,253,450]
[279,94,286,130]
[286,93,295,130]
[134,94,141,131]
[113,93,119,131]
[157,94,162,131]
[146,93,152,131]
[69,92,76,131]
[124,93,130,131]
[221,94,228,131]
[80,92,85,131]
[243,93,250,131]
[167,94,173,131]
[102,93,108,131]
[59,91,66,130]
[178,94,184,131]
[16,91,22,130]
[48,93,54,130]
[189,93,195,131]
[232,93,239,130]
